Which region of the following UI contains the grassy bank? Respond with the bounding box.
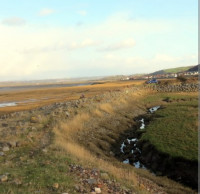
[54,90,196,193]
[142,92,198,161]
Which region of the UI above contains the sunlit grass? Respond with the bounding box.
[142,93,198,161]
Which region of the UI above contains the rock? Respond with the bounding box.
[31,127,36,130]
[65,111,70,117]
[42,148,48,153]
[100,172,109,180]
[2,123,8,127]
[16,141,22,147]
[79,185,86,193]
[0,152,4,156]
[95,187,101,193]
[97,183,103,188]
[2,146,9,152]
[53,183,59,189]
[8,141,17,148]
[87,178,97,185]
[0,175,8,182]
[74,185,80,191]
[10,126,16,131]
[30,116,39,123]
[139,183,145,190]
[20,156,27,161]
[37,115,42,121]
[28,132,34,138]
[14,178,22,185]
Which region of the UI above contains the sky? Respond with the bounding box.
[0,0,198,81]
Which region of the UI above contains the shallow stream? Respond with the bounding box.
[120,106,160,168]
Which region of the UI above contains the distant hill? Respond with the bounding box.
[150,66,194,75]
[186,64,199,72]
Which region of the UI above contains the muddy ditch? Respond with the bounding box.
[112,106,198,190]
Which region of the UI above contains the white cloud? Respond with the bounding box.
[77,10,87,16]
[97,54,197,75]
[154,54,180,63]
[99,38,135,51]
[0,12,197,81]
[68,39,100,50]
[20,39,99,54]
[39,8,55,16]
[76,21,84,26]
[2,17,26,26]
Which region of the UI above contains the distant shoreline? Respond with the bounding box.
[0,82,92,92]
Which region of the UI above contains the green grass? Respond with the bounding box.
[164,66,193,73]
[151,66,194,75]
[141,93,198,161]
[0,145,76,194]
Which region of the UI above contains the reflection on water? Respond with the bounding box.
[149,106,160,113]
[0,102,17,108]
[0,83,92,92]
[18,99,37,104]
[0,99,38,108]
[120,106,161,169]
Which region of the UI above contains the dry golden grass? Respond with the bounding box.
[99,103,113,114]
[93,109,103,117]
[54,127,138,187]
[111,89,149,111]
[0,80,144,115]
[58,113,90,139]
[118,98,128,105]
[53,96,140,187]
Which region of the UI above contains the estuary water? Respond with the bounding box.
[0,83,92,92]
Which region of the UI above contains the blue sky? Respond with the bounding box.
[0,0,198,81]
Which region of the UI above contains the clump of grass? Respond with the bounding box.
[113,97,128,107]
[58,113,90,139]
[99,103,113,114]
[93,109,103,117]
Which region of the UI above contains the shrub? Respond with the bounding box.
[177,75,187,83]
